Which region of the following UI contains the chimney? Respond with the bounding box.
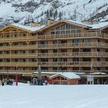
[48,19,54,25]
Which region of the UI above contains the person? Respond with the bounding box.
[7,79,13,85]
[44,80,48,85]
[37,78,43,85]
[32,77,38,85]
[27,81,30,85]
[1,79,4,86]
[0,80,2,85]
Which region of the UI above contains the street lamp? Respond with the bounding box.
[38,65,41,80]
[38,65,42,85]
[15,67,18,86]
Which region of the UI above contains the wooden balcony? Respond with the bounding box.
[38,32,101,40]
[0,62,38,67]
[38,43,107,49]
[38,52,108,58]
[0,52,107,59]
[0,70,33,75]
[38,32,108,40]
[103,34,108,39]
[0,36,38,43]
[0,54,38,58]
[0,45,38,51]
[39,61,108,67]
[0,32,107,43]
[0,43,107,51]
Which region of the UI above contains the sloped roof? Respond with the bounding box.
[89,22,108,30]
[40,20,90,32]
[12,24,45,32]
[1,20,108,32]
[65,20,89,28]
[0,20,90,33]
[11,23,46,32]
[0,23,46,32]
[49,72,80,80]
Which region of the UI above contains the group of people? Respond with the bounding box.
[0,77,48,86]
[31,77,48,85]
[0,78,14,86]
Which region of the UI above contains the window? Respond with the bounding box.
[50,24,81,36]
[53,58,57,62]
[105,58,108,61]
[53,49,57,53]
[97,58,100,61]
[97,49,100,52]
[83,58,91,61]
[23,33,26,36]
[83,48,91,52]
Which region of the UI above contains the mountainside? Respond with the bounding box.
[0,0,108,26]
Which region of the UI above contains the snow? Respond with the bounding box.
[3,20,108,32]
[0,85,108,108]
[50,72,80,79]
[3,19,108,31]
[65,20,89,28]
[0,3,15,18]
[11,23,45,32]
[90,72,106,75]
[1,0,108,23]
[13,20,108,31]
[89,22,108,29]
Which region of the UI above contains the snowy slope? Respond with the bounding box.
[0,85,108,108]
[0,0,108,25]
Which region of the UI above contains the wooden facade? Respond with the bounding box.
[48,72,80,85]
[49,76,79,85]
[0,20,108,78]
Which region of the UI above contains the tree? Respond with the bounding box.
[59,12,62,20]
[54,10,58,19]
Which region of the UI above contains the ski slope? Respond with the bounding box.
[0,85,108,108]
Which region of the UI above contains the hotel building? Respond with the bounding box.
[0,20,108,81]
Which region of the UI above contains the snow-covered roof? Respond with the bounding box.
[50,72,80,80]
[0,20,90,33]
[1,20,108,32]
[90,72,106,75]
[11,23,45,32]
[89,22,108,29]
[40,20,89,31]
[12,21,108,31]
[65,20,90,28]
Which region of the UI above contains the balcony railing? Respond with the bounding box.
[0,36,38,43]
[0,70,33,74]
[38,32,108,40]
[38,42,107,49]
[39,61,108,67]
[0,54,38,58]
[0,62,38,67]
[0,45,38,50]
[38,52,108,58]
[0,32,107,43]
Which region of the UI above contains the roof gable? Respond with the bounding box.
[0,24,45,33]
[40,20,89,32]
[50,72,80,80]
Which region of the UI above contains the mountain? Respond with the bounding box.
[0,0,108,26]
